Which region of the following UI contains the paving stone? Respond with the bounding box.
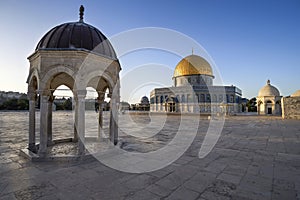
[183,171,217,193]
[155,172,183,191]
[124,189,160,200]
[0,193,17,200]
[232,188,272,200]
[217,173,242,185]
[200,190,231,200]
[124,174,157,190]
[13,183,56,200]
[239,174,272,192]
[146,183,172,197]
[272,189,297,200]
[166,186,199,200]
[206,179,236,198]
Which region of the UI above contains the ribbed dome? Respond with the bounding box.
[291,90,300,97]
[173,55,213,77]
[36,21,117,59]
[258,80,280,97]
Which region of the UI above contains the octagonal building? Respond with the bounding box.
[25,6,121,158]
[150,54,242,114]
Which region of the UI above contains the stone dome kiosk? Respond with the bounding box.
[24,6,121,159]
[257,80,282,115]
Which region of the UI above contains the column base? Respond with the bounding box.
[28,143,37,153]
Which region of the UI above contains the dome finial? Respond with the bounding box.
[79,5,84,22]
[192,47,194,55]
[267,79,270,85]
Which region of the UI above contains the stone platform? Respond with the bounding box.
[0,111,300,199]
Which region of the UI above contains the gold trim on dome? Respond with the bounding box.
[173,55,213,77]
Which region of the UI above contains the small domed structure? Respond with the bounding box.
[173,55,214,87]
[291,90,300,97]
[257,80,282,115]
[25,5,121,159]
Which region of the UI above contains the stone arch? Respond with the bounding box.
[80,70,120,145]
[84,73,114,95]
[39,66,76,93]
[27,69,40,92]
[28,75,39,94]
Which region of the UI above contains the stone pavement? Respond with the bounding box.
[1,111,300,199]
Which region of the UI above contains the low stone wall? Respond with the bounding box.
[282,96,300,119]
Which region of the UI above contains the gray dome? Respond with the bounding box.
[35,21,117,59]
[140,96,149,104]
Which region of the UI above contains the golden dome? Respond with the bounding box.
[173,55,213,77]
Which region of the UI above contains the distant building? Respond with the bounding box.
[0,91,26,100]
[257,80,282,115]
[150,54,243,114]
[131,96,150,111]
[120,101,130,111]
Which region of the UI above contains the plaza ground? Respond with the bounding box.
[0,111,300,199]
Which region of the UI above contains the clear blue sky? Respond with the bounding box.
[0,0,299,103]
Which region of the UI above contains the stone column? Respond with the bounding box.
[76,91,86,155]
[97,93,105,140]
[73,95,78,142]
[39,94,49,157]
[109,91,119,145]
[47,95,54,146]
[28,92,36,152]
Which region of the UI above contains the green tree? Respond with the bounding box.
[246,97,257,112]
[63,98,72,110]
